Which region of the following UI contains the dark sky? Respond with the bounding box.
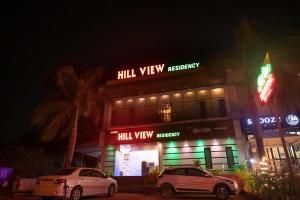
[2,2,300,143]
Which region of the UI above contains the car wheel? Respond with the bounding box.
[215,185,230,200]
[107,184,115,197]
[160,184,174,199]
[70,186,82,200]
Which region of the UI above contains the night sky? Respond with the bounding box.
[2,2,299,143]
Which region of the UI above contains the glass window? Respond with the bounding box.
[92,170,105,178]
[184,91,196,101]
[226,147,235,168]
[159,104,172,122]
[171,93,183,103]
[114,100,123,109]
[136,97,146,107]
[219,99,227,117]
[79,169,93,177]
[146,96,157,106]
[186,169,204,176]
[204,148,213,169]
[172,169,186,175]
[158,95,170,105]
[198,90,210,100]
[199,101,207,118]
[211,88,224,98]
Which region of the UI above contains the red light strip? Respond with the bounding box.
[259,74,275,103]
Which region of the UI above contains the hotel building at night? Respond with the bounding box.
[98,61,251,176]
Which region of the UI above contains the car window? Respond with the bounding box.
[172,169,186,175]
[79,169,94,177]
[186,169,204,176]
[49,168,77,175]
[92,170,105,178]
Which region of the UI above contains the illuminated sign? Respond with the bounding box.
[241,114,300,134]
[156,132,180,138]
[107,120,234,145]
[257,53,275,104]
[117,131,154,141]
[167,62,200,72]
[246,117,277,125]
[117,64,165,80]
[286,115,299,126]
[116,62,200,80]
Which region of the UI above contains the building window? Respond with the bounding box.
[219,99,227,117]
[204,148,213,169]
[111,87,227,126]
[199,101,207,118]
[159,104,172,122]
[225,147,234,168]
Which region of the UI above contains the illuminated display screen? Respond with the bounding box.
[116,62,200,80]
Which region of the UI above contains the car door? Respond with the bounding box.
[169,168,188,192]
[185,169,214,193]
[91,169,110,194]
[78,169,97,196]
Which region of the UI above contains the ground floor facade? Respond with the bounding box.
[241,113,300,172]
[102,119,246,176]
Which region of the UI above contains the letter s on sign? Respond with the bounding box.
[247,119,253,125]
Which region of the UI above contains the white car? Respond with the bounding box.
[157,167,238,200]
[33,168,117,200]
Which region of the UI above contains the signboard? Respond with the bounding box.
[106,120,234,145]
[240,114,300,134]
[0,167,13,184]
[257,53,275,104]
[116,62,200,80]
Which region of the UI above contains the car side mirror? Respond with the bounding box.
[104,174,109,178]
[203,173,212,178]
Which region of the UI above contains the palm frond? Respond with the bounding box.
[41,106,74,142]
[31,100,72,127]
[56,66,80,101]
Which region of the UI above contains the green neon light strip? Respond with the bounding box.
[167,62,200,72]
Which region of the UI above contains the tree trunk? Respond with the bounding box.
[64,108,79,168]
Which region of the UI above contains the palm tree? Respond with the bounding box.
[32,66,104,168]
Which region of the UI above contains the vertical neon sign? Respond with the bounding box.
[257,53,275,104]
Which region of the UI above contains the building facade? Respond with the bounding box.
[99,61,250,176]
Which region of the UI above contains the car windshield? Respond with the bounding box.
[49,168,77,175]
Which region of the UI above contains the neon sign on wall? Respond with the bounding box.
[117,64,165,79]
[257,53,275,104]
[116,62,200,80]
[117,131,154,141]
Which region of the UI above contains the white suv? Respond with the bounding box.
[34,168,117,200]
[157,167,238,200]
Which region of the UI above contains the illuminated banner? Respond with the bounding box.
[116,62,200,80]
[106,120,234,145]
[240,114,300,134]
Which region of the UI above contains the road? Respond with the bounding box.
[0,192,259,200]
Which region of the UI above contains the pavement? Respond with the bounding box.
[0,192,260,200]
